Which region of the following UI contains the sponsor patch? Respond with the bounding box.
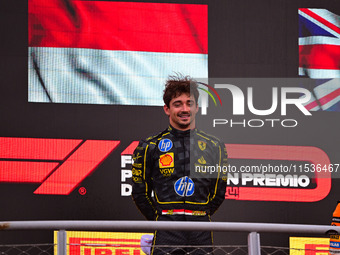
[192,210,206,216]
[159,152,174,168]
[132,163,142,168]
[132,168,142,177]
[174,176,194,197]
[132,176,142,183]
[133,152,142,161]
[198,140,206,151]
[158,139,173,152]
[330,241,340,248]
[198,156,206,165]
[160,168,174,177]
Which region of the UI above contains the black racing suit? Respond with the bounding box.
[132,125,228,254]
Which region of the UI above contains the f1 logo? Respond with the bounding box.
[0,137,120,195]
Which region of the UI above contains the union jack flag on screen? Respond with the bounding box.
[299,8,340,111]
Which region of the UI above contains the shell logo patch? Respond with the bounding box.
[159,152,174,168]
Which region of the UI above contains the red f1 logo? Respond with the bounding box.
[0,137,120,195]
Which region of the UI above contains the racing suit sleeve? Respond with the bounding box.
[209,142,228,216]
[331,200,340,226]
[131,140,156,220]
[330,201,340,255]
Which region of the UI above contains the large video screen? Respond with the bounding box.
[0,0,340,248]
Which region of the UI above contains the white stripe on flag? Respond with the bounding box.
[28,47,208,105]
[299,37,340,46]
[299,68,340,78]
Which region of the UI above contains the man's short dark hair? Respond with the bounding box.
[163,74,199,107]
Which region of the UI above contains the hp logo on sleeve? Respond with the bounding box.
[174,176,195,197]
[158,139,173,152]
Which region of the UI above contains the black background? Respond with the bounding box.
[0,0,340,248]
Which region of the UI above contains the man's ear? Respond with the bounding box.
[163,104,170,116]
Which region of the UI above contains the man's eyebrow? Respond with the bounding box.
[171,100,182,104]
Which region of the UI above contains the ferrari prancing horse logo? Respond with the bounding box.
[198,140,206,151]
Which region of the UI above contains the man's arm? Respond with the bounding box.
[209,142,228,215]
[330,201,340,255]
[131,140,156,220]
[331,201,340,226]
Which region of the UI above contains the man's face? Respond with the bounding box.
[163,93,198,131]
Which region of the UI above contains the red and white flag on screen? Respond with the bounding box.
[299,8,340,111]
[28,0,208,105]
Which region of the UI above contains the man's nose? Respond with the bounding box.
[182,104,190,112]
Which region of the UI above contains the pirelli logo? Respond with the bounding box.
[289,237,329,255]
[54,231,151,255]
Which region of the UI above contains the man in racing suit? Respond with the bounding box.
[330,201,340,254]
[132,75,228,254]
